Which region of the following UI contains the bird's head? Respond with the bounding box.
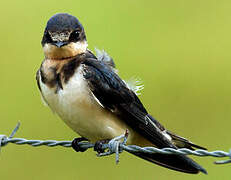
[41,13,88,60]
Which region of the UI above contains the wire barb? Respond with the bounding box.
[97,129,129,164]
[0,124,231,165]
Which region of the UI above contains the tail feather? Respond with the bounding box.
[131,151,207,174]
[166,130,207,150]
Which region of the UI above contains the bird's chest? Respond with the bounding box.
[40,65,96,127]
[39,65,127,141]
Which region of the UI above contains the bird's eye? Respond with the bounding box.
[45,31,53,43]
[69,30,80,42]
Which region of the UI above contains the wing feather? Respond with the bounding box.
[82,59,175,148]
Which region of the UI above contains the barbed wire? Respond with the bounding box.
[0,123,231,165]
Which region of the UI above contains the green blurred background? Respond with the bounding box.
[0,0,231,179]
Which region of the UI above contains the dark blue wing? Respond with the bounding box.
[82,58,175,148]
[81,58,207,174]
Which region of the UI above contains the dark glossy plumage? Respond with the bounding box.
[41,13,86,46]
[46,13,83,32]
[82,59,175,148]
[81,56,207,174]
[38,13,207,174]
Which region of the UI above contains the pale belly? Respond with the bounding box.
[39,65,152,146]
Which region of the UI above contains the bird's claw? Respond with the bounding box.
[94,139,109,154]
[72,137,88,152]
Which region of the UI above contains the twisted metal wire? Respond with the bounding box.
[0,123,230,165]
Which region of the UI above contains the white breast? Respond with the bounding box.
[39,64,128,142]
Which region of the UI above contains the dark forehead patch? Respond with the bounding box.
[46,13,83,32]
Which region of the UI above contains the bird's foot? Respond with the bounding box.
[72,137,89,152]
[94,139,110,154]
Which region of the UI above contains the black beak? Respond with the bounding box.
[53,41,68,48]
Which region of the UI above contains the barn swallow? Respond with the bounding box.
[36,13,207,174]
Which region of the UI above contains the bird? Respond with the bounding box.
[36,13,207,174]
